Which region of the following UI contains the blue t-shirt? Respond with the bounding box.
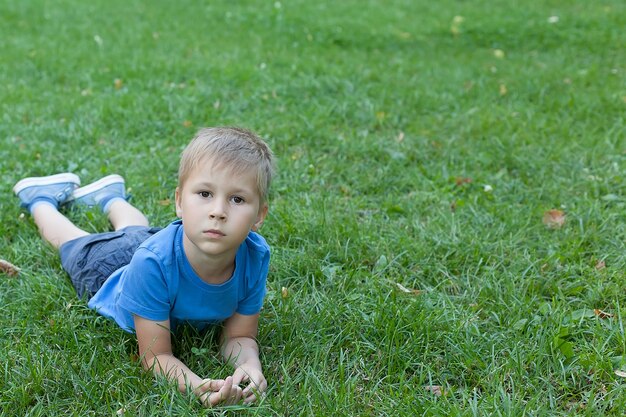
[88,220,270,332]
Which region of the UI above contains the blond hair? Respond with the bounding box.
[178,127,275,202]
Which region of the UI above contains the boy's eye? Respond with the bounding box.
[199,191,211,198]
[232,196,245,204]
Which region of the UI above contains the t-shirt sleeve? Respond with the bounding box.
[236,240,270,316]
[116,247,172,322]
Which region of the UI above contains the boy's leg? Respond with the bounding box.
[32,204,90,249]
[14,173,89,249]
[107,199,149,230]
[72,174,149,230]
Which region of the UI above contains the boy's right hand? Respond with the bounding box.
[195,376,243,407]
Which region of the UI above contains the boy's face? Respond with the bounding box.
[175,159,267,267]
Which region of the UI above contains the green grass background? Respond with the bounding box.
[1,0,625,415]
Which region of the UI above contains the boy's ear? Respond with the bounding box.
[175,187,183,218]
[251,204,268,232]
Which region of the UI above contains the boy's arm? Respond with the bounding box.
[221,312,267,403]
[134,315,242,407]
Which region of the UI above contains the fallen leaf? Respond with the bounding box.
[543,209,566,229]
[455,177,472,186]
[594,309,614,319]
[615,370,626,378]
[499,83,508,96]
[0,259,20,277]
[424,385,444,396]
[396,283,423,295]
[281,287,289,299]
[595,260,606,270]
[450,16,464,36]
[158,199,171,206]
[493,49,505,59]
[114,78,123,90]
[183,120,193,127]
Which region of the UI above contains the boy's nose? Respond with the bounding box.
[208,200,227,220]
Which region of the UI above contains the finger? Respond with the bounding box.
[232,367,249,386]
[243,380,267,403]
[228,385,243,404]
[243,390,266,404]
[218,380,243,405]
[197,378,225,394]
[242,377,267,395]
[220,377,233,401]
[205,377,233,406]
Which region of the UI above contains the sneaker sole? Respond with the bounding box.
[72,174,125,200]
[13,173,81,195]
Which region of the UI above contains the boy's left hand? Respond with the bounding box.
[232,364,267,403]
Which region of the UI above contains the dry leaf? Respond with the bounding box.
[499,83,508,96]
[396,283,423,295]
[615,370,626,378]
[455,177,472,186]
[424,385,444,396]
[595,260,606,270]
[0,259,20,277]
[114,78,123,90]
[543,209,566,229]
[183,120,193,128]
[281,287,289,299]
[158,199,171,206]
[594,309,614,319]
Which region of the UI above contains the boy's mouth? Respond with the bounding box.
[204,229,225,237]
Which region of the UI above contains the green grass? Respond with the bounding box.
[1,0,626,415]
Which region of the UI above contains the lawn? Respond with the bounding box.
[1,0,625,415]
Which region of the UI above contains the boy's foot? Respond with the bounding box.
[13,173,81,212]
[71,174,127,212]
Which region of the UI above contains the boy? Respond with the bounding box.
[13,127,274,407]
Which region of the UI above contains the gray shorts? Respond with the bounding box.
[59,226,162,300]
